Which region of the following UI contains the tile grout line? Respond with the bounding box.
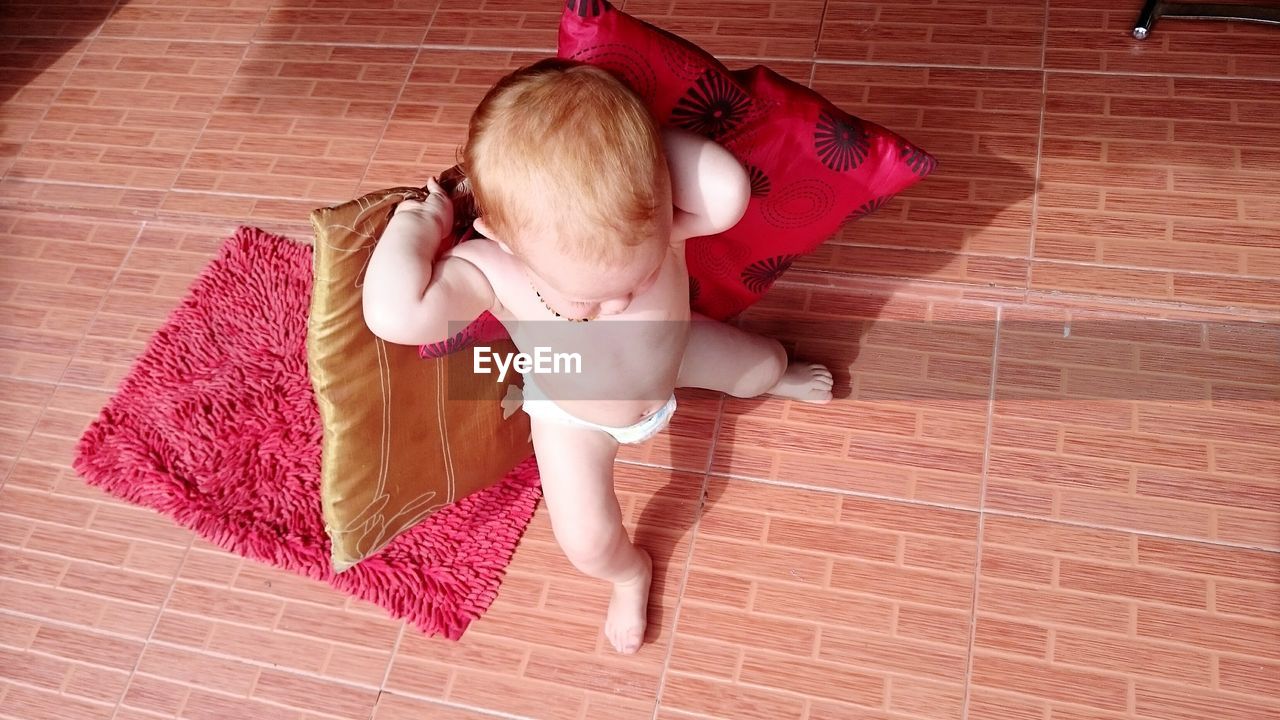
[107,535,196,720]
[101,218,200,720]
[0,677,115,714]
[5,201,191,719]
[1006,257,1280,282]
[366,10,467,717]
[0,208,145,493]
[353,1,444,194]
[777,265,1280,320]
[706,470,1280,554]
[0,401,47,490]
[1,601,182,645]
[372,687,534,720]
[648,393,726,720]
[714,471,985,514]
[0,197,316,243]
[809,0,830,77]
[983,508,1280,554]
[0,0,124,467]
[155,0,270,219]
[959,303,1003,720]
[0,541,193,585]
[800,246,1280,284]
[0,1,118,188]
[137,636,390,691]
[417,42,557,54]
[1021,2,1052,301]
[809,57,1280,83]
[125,663,361,720]
[373,622,407,714]
[247,41,1280,84]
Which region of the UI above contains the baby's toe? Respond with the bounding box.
[622,630,642,654]
[605,625,640,654]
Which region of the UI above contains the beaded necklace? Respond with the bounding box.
[531,283,591,322]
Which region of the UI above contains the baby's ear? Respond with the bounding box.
[473,218,513,254]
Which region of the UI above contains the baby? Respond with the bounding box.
[363,59,832,654]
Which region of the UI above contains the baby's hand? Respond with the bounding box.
[393,177,454,234]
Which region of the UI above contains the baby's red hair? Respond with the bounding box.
[463,58,669,264]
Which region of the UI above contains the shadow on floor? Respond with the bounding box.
[635,151,1038,645]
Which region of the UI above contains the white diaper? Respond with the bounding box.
[519,376,677,445]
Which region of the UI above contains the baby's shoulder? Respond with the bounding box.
[443,237,527,302]
[444,237,510,275]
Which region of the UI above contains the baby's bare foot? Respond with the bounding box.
[770,362,834,403]
[605,548,652,654]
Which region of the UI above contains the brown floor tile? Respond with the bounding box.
[0,681,116,720]
[0,35,89,181]
[660,477,978,720]
[360,48,543,193]
[0,378,55,476]
[990,302,1280,548]
[0,383,191,715]
[0,177,169,218]
[972,515,1280,719]
[818,1,1047,69]
[14,382,115,471]
[1033,72,1280,309]
[0,0,118,42]
[1046,0,1280,79]
[625,0,826,60]
[169,42,412,212]
[118,672,329,720]
[117,544,392,719]
[423,0,561,51]
[803,64,1039,288]
[97,0,272,44]
[8,36,244,195]
[0,211,139,383]
[256,0,440,46]
[713,285,996,507]
[373,692,513,719]
[158,192,323,234]
[61,221,237,391]
[384,464,699,719]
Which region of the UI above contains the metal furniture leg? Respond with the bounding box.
[1133,0,1280,39]
[1134,0,1162,39]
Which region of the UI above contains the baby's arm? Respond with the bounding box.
[363,179,496,346]
[662,128,751,241]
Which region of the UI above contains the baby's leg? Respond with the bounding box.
[531,418,652,654]
[678,314,833,403]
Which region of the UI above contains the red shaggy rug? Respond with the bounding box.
[73,226,542,639]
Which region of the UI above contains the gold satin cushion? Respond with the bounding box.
[307,184,532,572]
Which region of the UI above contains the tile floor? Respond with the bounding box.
[1,1,1278,719]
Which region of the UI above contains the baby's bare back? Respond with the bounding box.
[448,240,691,427]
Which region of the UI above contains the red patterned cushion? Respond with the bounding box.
[560,0,936,319]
